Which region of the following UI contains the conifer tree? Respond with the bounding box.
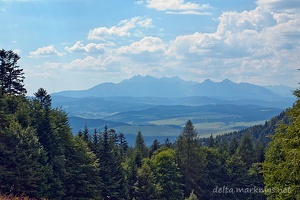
[135,131,148,158]
[175,120,204,197]
[98,126,126,199]
[0,49,26,95]
[149,139,160,157]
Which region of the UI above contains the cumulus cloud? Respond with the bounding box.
[118,36,167,54]
[161,3,300,86]
[146,0,212,15]
[29,46,63,58]
[65,41,114,54]
[167,6,300,59]
[64,55,121,71]
[88,16,153,40]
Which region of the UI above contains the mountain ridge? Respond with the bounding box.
[52,75,284,99]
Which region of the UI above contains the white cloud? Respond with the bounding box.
[168,7,300,59]
[29,46,63,58]
[256,0,300,13]
[163,4,300,86]
[146,0,212,15]
[88,17,153,40]
[65,41,114,54]
[118,36,167,54]
[64,55,120,71]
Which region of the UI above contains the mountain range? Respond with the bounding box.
[53,75,294,99]
[51,75,295,143]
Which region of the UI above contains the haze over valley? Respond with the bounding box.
[52,75,295,144]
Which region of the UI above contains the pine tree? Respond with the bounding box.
[118,132,129,161]
[0,49,26,95]
[98,126,126,199]
[175,120,204,197]
[149,139,160,157]
[135,131,148,158]
[34,88,51,109]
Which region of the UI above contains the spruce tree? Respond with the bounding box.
[98,126,126,199]
[0,49,26,95]
[175,120,204,197]
[135,131,148,158]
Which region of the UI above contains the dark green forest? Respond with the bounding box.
[0,49,299,199]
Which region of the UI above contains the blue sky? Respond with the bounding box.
[0,0,299,95]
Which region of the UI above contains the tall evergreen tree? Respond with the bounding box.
[34,88,51,109]
[175,120,204,197]
[135,131,148,158]
[149,139,160,157]
[98,126,126,199]
[0,49,26,95]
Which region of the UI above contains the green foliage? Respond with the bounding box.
[237,134,254,166]
[134,160,158,200]
[263,89,300,199]
[0,123,48,198]
[151,148,184,200]
[135,131,148,158]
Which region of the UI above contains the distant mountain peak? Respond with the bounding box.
[122,75,158,83]
[202,79,214,84]
[221,79,234,83]
[52,75,285,99]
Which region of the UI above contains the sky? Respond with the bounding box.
[0,0,299,95]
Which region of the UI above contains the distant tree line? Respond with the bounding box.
[0,49,299,199]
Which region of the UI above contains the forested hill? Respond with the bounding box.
[200,111,288,147]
